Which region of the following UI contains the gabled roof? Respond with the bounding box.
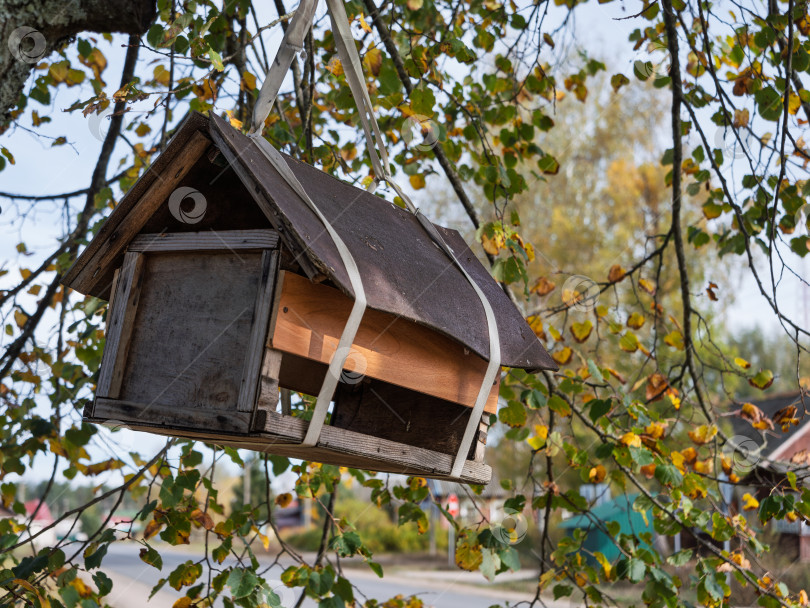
[64,112,555,371]
[728,391,809,461]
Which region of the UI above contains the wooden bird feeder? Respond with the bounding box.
[62,112,556,485]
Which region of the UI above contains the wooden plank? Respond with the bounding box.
[84,414,492,485]
[250,408,491,484]
[128,229,279,253]
[332,379,487,459]
[93,397,250,433]
[68,131,212,295]
[107,254,147,399]
[257,349,283,415]
[268,271,500,413]
[237,250,279,412]
[97,252,145,399]
[107,267,121,313]
[119,252,262,411]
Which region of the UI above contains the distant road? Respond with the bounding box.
[101,543,537,608]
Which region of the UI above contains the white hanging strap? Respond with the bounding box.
[325,0,500,478]
[249,0,500,476]
[250,0,320,134]
[249,133,367,447]
[249,0,366,448]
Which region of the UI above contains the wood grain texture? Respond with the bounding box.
[67,131,211,295]
[93,397,250,433]
[268,271,500,413]
[332,379,487,459]
[257,349,283,415]
[129,229,279,253]
[84,415,488,483]
[250,408,491,484]
[96,252,145,399]
[119,252,261,412]
[237,250,278,412]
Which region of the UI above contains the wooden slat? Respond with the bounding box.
[237,250,279,412]
[128,229,279,253]
[268,271,500,413]
[250,408,491,484]
[93,397,250,433]
[85,401,490,484]
[68,131,211,295]
[97,252,145,399]
[257,349,283,415]
[85,417,487,483]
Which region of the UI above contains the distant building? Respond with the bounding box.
[730,391,810,560]
[23,500,57,548]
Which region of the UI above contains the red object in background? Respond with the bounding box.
[447,494,459,518]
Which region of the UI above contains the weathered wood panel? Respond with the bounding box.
[128,229,279,253]
[268,271,500,413]
[237,250,279,412]
[118,252,261,413]
[67,131,211,296]
[331,379,487,459]
[93,397,251,433]
[96,252,145,400]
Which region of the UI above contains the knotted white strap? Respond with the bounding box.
[249,0,500,477]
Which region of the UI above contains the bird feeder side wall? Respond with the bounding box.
[85,233,281,437]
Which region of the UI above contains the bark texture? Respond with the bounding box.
[0,0,155,120]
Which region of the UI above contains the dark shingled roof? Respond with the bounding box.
[64,112,555,371]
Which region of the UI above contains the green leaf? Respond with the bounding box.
[617,557,646,583]
[667,549,693,567]
[499,400,527,427]
[93,571,113,596]
[754,86,783,121]
[227,568,259,599]
[208,48,225,71]
[655,464,683,487]
[329,532,363,557]
[547,395,571,417]
[139,545,163,570]
[411,83,436,117]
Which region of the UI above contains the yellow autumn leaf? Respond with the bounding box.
[664,330,685,350]
[620,432,642,448]
[527,424,548,450]
[688,424,718,445]
[552,346,572,365]
[241,70,257,91]
[455,531,483,571]
[358,12,373,32]
[173,599,192,608]
[693,459,712,474]
[526,315,546,340]
[275,492,293,508]
[671,451,685,471]
[326,57,344,76]
[627,312,646,329]
[742,493,759,511]
[589,465,607,483]
[639,278,656,294]
[645,422,666,440]
[570,320,593,343]
[734,357,751,369]
[364,47,383,76]
[13,310,28,328]
[409,174,426,190]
